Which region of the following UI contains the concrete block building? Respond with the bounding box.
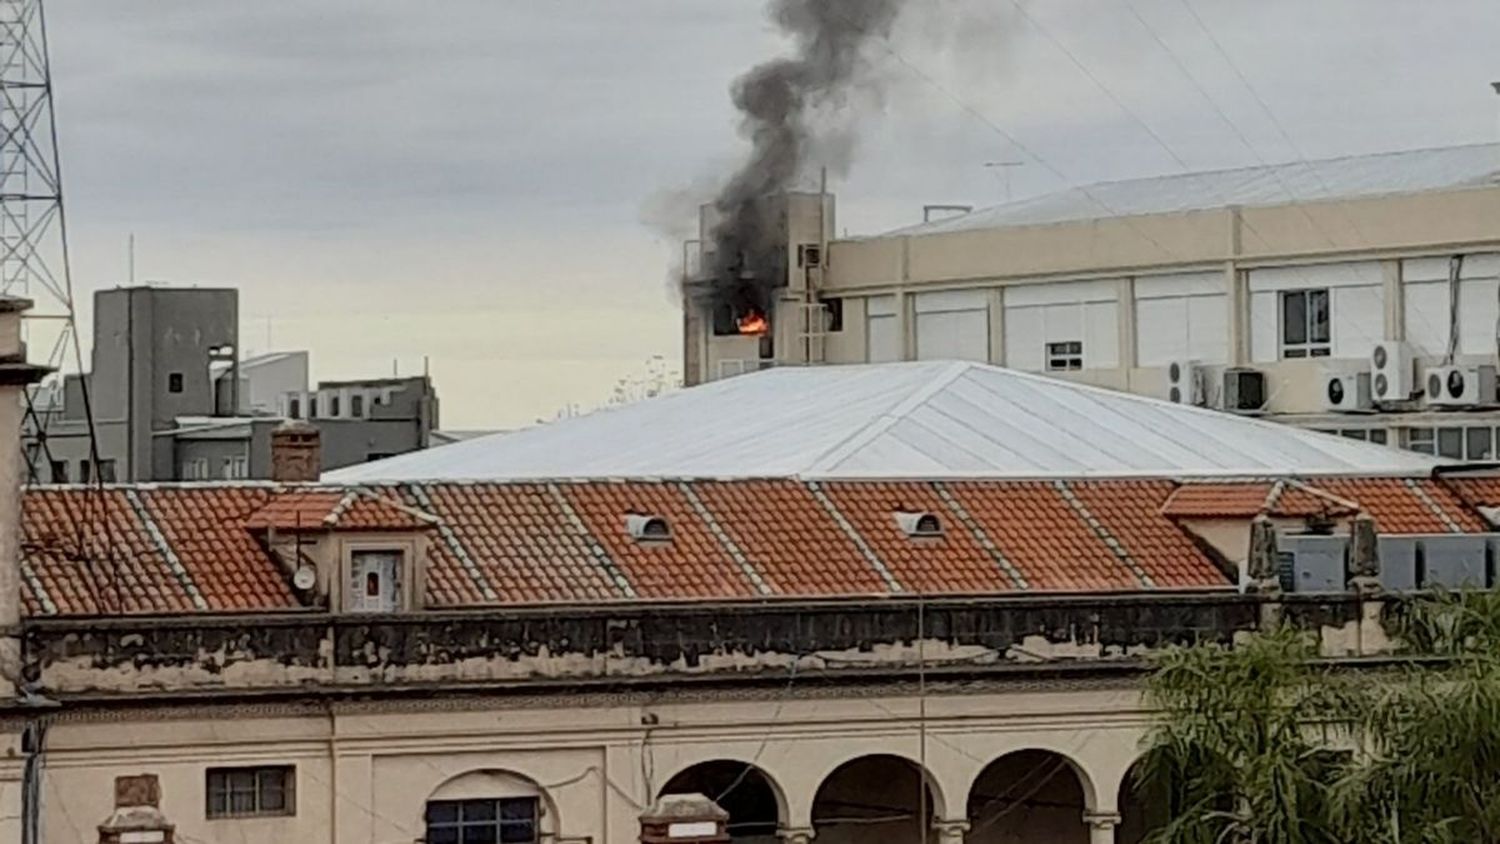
[23,286,439,482]
[683,143,1500,461]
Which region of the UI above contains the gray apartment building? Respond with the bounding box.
[24,286,439,482]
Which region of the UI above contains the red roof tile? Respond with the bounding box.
[244,489,432,531]
[818,481,1017,594]
[1316,477,1484,534]
[1161,481,1358,519]
[559,481,757,600]
[691,480,889,597]
[137,488,298,612]
[1066,480,1226,589]
[414,483,625,605]
[946,481,1145,591]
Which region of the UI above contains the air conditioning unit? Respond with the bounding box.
[1426,364,1497,408]
[1370,341,1414,403]
[1222,367,1266,413]
[1322,371,1372,412]
[1164,360,1204,405]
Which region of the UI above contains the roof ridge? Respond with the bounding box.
[807,361,972,474]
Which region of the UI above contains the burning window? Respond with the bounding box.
[710,302,771,337]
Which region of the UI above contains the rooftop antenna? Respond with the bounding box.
[983,160,1025,203]
[1,0,100,483]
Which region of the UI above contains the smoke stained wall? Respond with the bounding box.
[707,0,906,316]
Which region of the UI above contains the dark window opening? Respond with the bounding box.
[822,297,844,332]
[168,372,184,394]
[330,395,341,417]
[1046,340,1083,372]
[712,302,738,336]
[1280,288,1331,358]
[48,460,66,484]
[288,397,300,419]
[96,459,117,483]
[308,398,318,418]
[365,572,381,597]
[207,766,295,819]
[350,394,364,417]
[425,798,539,844]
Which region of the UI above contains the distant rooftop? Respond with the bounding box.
[882,142,1500,237]
[326,360,1442,483]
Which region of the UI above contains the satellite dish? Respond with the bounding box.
[292,565,317,591]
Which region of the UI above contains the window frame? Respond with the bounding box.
[425,797,540,844]
[206,765,295,820]
[1045,340,1083,372]
[1279,288,1332,359]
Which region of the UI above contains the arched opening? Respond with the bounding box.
[812,754,940,844]
[1116,758,1161,844]
[966,749,1088,843]
[424,768,557,844]
[659,760,783,843]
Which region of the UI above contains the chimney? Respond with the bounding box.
[98,774,175,844]
[271,420,321,483]
[639,794,730,844]
[0,297,49,696]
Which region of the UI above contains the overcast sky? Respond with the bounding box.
[43,0,1500,428]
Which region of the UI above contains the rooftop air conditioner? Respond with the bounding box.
[1370,341,1414,403]
[1222,367,1266,413]
[1426,364,1497,408]
[1323,371,1372,412]
[1164,360,1204,406]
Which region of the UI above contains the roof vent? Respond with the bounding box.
[894,511,943,538]
[625,514,671,541]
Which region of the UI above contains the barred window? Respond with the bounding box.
[206,766,294,818]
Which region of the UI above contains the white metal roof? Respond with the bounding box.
[325,361,1443,482]
[883,142,1500,237]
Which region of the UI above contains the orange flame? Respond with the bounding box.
[737,311,769,336]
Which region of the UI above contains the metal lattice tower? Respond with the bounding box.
[0,0,93,481]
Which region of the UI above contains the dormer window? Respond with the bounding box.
[625,514,671,541]
[348,549,402,612]
[894,511,943,538]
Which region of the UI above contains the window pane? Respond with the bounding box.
[1310,347,1331,357]
[260,785,285,812]
[1281,291,1307,345]
[1308,289,1331,343]
[1369,429,1389,445]
[1283,348,1306,359]
[462,800,497,822]
[428,829,460,844]
[1470,428,1494,461]
[499,800,536,822]
[1438,427,1464,459]
[500,822,536,844]
[462,827,499,844]
[426,802,460,824]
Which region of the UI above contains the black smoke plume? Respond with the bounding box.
[707,0,905,317]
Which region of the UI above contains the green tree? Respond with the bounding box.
[1136,592,1500,844]
[1138,627,1356,844]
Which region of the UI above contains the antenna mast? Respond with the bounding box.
[0,0,95,480]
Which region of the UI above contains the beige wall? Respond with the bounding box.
[691,185,1500,424]
[31,685,1150,843]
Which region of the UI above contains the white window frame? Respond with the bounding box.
[1045,340,1083,372]
[1279,288,1331,359]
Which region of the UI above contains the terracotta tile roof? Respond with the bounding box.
[817,481,1017,594]
[56,473,1500,615]
[243,489,432,531]
[1066,480,1226,589]
[947,481,1144,591]
[1315,477,1484,534]
[137,488,298,612]
[1161,481,1359,519]
[689,480,889,596]
[411,483,625,606]
[557,481,757,600]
